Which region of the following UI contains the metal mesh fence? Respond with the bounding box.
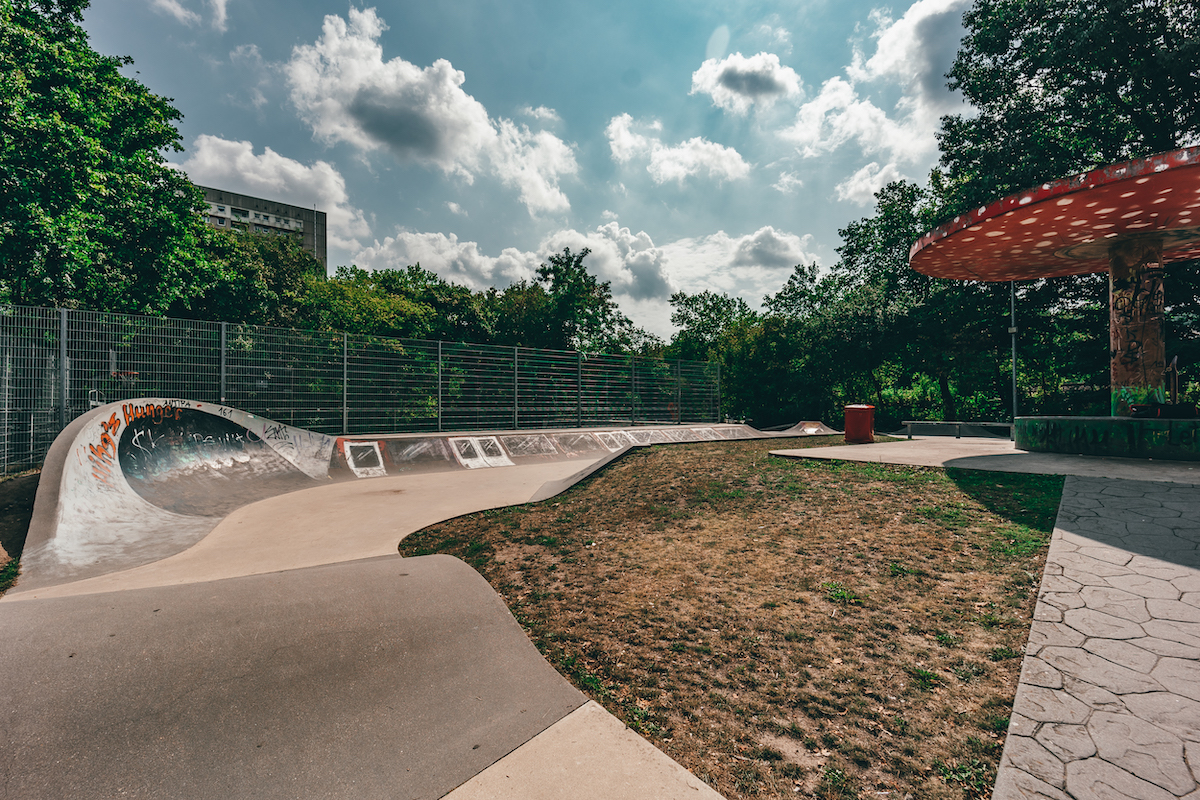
[0,305,720,475]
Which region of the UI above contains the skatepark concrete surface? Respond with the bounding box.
[772,436,1200,799]
[2,399,771,799]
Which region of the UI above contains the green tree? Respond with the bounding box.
[296,266,431,338]
[936,0,1200,212]
[535,247,639,352]
[0,0,219,312]
[667,290,758,362]
[176,231,321,327]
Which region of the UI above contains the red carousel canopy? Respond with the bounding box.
[910,147,1200,281]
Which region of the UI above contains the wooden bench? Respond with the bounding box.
[901,421,1014,440]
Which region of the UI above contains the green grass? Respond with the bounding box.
[0,558,18,594]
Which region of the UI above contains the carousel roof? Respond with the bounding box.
[909,147,1200,282]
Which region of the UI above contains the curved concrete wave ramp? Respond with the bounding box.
[3,398,737,799]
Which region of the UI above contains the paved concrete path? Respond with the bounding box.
[772,438,1200,800]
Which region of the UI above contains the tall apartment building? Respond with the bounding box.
[198,186,328,270]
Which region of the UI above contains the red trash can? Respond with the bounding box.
[844,404,875,444]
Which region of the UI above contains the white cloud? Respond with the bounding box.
[520,105,562,124]
[691,52,801,115]
[446,201,467,216]
[835,161,905,204]
[772,171,803,194]
[753,20,793,56]
[848,0,969,116]
[353,222,672,301]
[209,0,230,31]
[601,210,619,221]
[286,8,577,216]
[780,76,917,162]
[605,114,751,185]
[149,0,200,25]
[541,223,672,300]
[172,135,371,253]
[660,226,818,303]
[148,0,230,29]
[705,25,731,61]
[353,232,539,288]
[780,0,968,198]
[350,224,816,337]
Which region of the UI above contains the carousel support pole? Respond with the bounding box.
[1109,237,1166,416]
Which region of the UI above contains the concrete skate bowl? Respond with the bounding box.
[16,397,763,593]
[4,398,740,798]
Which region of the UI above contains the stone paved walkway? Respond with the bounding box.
[993,476,1200,799]
[772,440,1200,798]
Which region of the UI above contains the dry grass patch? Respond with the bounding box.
[399,437,1062,799]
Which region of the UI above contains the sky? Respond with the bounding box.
[83,0,972,337]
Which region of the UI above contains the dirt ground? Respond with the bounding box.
[0,471,38,593]
[401,436,1063,800]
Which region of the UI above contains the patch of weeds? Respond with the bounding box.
[732,762,765,794]
[670,641,687,652]
[951,660,988,683]
[983,715,1010,734]
[916,503,974,528]
[991,525,1047,557]
[750,745,784,762]
[966,734,1002,757]
[761,600,779,609]
[988,645,1022,661]
[783,629,813,643]
[822,581,863,605]
[889,716,910,736]
[623,705,663,737]
[888,561,915,577]
[935,758,994,800]
[816,765,857,799]
[0,558,18,594]
[935,630,962,648]
[907,667,941,691]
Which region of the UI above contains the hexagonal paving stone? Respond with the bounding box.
[1027,621,1088,654]
[1126,692,1200,743]
[1062,677,1131,713]
[1035,722,1097,762]
[1132,635,1200,660]
[1043,591,1086,611]
[1088,711,1195,795]
[1041,647,1164,694]
[1065,757,1179,800]
[1147,598,1200,623]
[1143,620,1200,649]
[1080,586,1152,623]
[1022,657,1064,689]
[1106,574,1181,600]
[1013,685,1092,724]
[1149,658,1200,702]
[1129,556,1198,582]
[1003,735,1067,788]
[1084,638,1160,674]
[1063,607,1147,640]
[991,765,1071,800]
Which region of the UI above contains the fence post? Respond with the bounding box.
[675,361,682,424]
[219,322,227,404]
[342,333,349,435]
[513,347,519,430]
[716,362,722,423]
[437,341,443,432]
[58,309,68,429]
[576,352,582,428]
[630,356,636,425]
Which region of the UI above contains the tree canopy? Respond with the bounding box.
[0,0,220,312]
[935,0,1200,213]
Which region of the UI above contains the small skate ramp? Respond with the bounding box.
[20,399,334,591]
[776,420,840,436]
[0,554,585,800]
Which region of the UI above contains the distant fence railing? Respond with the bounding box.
[0,305,720,475]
